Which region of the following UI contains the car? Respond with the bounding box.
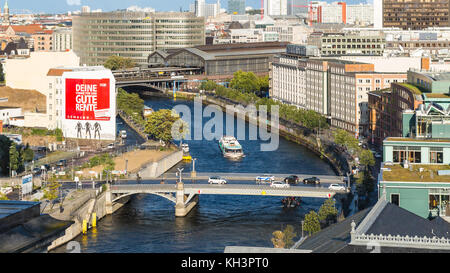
[120,130,127,139]
[57,159,67,167]
[32,167,41,175]
[284,175,300,185]
[303,177,321,185]
[208,176,227,184]
[270,181,290,188]
[107,143,115,149]
[374,152,382,158]
[328,184,347,191]
[255,174,275,184]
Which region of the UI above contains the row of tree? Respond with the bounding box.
[117,88,146,126]
[272,198,339,248]
[202,71,328,132]
[0,135,34,176]
[104,55,136,71]
[333,129,376,197]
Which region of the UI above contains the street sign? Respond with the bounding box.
[22,174,33,195]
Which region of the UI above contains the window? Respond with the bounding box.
[391,194,399,206]
[392,146,421,163]
[430,148,443,163]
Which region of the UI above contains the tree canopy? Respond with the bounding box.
[303,211,321,236]
[318,198,338,223]
[144,109,189,144]
[104,55,136,71]
[360,149,375,167]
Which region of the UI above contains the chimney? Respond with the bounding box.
[421,57,430,71]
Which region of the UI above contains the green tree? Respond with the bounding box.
[271,230,285,248]
[0,135,12,175]
[230,70,260,93]
[282,225,297,248]
[117,88,145,125]
[303,211,321,236]
[104,55,136,70]
[333,129,358,151]
[359,149,375,167]
[318,198,338,224]
[9,142,19,175]
[356,170,375,196]
[0,193,8,200]
[200,80,217,91]
[145,109,188,145]
[44,177,60,200]
[0,62,4,83]
[23,143,34,162]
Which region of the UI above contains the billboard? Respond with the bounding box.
[22,174,33,195]
[62,70,116,140]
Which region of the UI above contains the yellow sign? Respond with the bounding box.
[261,191,266,195]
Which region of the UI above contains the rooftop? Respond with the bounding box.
[385,137,450,143]
[382,164,450,183]
[0,200,39,220]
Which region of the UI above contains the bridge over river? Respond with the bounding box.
[108,182,348,217]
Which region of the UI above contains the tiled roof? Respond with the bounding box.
[367,203,450,238]
[46,68,73,76]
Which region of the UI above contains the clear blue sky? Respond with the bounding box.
[6,0,368,14]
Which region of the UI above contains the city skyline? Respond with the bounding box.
[4,0,372,14]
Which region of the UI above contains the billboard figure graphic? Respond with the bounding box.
[85,122,92,139]
[75,122,83,138]
[94,122,102,140]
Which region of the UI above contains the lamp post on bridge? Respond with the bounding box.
[191,158,197,181]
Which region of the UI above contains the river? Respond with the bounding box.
[52,95,335,253]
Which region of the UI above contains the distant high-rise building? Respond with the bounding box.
[267,0,288,16]
[381,0,450,30]
[81,6,91,13]
[228,0,245,15]
[287,0,308,17]
[195,0,205,17]
[73,11,205,67]
[191,0,221,18]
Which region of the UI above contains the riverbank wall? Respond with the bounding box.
[138,150,183,179]
[47,188,129,252]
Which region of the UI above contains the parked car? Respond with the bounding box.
[328,184,346,191]
[208,176,227,184]
[32,167,41,175]
[284,175,300,185]
[107,143,115,150]
[57,159,67,167]
[270,181,290,188]
[256,174,275,184]
[375,152,382,158]
[303,177,321,185]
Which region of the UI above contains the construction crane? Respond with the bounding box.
[291,2,319,27]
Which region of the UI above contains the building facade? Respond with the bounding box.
[53,28,72,52]
[72,11,205,67]
[307,30,385,56]
[382,0,450,30]
[32,30,53,52]
[271,48,406,136]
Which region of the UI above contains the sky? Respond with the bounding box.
[6,0,370,14]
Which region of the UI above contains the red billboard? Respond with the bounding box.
[65,78,111,121]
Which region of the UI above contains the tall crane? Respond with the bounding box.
[291,2,319,26]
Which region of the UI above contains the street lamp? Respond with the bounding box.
[301,220,305,239]
[177,168,184,184]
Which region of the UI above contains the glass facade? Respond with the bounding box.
[73,12,205,67]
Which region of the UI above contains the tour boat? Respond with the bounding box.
[181,143,190,153]
[218,136,244,159]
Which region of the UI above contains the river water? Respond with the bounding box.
[52,95,335,253]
